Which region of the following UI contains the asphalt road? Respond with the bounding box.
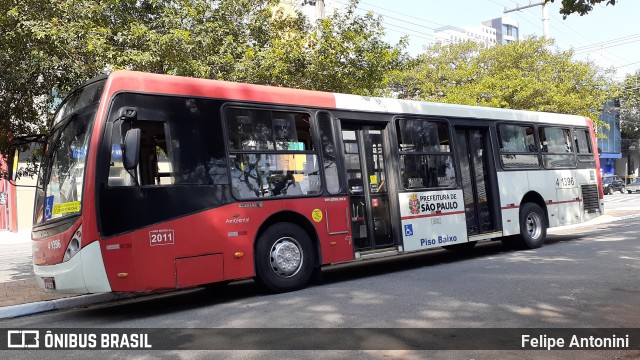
[2,207,639,359]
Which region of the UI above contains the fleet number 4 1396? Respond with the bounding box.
[556,177,575,187]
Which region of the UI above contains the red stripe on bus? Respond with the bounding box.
[547,199,582,205]
[501,199,581,210]
[401,211,465,221]
[501,205,519,210]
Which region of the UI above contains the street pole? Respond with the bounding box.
[316,0,325,20]
[542,2,550,38]
[302,0,325,21]
[504,1,550,38]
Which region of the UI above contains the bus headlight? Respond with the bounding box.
[63,225,82,262]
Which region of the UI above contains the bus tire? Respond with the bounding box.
[517,202,547,249]
[254,223,314,293]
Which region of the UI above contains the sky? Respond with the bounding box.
[305,0,640,82]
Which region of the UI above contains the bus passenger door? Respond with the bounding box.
[340,124,395,252]
[454,127,499,236]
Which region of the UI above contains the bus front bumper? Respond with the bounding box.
[34,241,112,294]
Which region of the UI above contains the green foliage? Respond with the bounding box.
[0,0,405,159]
[620,71,640,139]
[0,0,618,163]
[386,41,481,102]
[389,37,615,131]
[304,2,406,95]
[544,0,616,19]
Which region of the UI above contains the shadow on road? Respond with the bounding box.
[65,231,596,322]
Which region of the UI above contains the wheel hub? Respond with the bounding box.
[526,212,542,239]
[270,238,302,278]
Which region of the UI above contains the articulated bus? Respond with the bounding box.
[15,71,603,294]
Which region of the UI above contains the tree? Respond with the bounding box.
[544,0,617,18]
[389,37,615,131]
[386,41,482,102]
[0,0,404,163]
[619,71,640,139]
[302,2,406,96]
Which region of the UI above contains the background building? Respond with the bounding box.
[434,16,518,46]
[434,25,497,47]
[597,100,623,178]
[482,17,519,44]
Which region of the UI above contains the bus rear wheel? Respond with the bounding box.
[254,223,314,293]
[516,202,547,249]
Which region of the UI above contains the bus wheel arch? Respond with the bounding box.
[253,212,320,292]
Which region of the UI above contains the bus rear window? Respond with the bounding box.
[574,128,594,162]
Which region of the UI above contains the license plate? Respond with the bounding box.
[43,277,56,290]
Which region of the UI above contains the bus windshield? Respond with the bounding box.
[33,80,104,225]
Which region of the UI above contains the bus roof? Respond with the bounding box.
[333,93,588,126]
[106,70,588,127]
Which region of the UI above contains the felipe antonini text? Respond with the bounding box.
[521,333,629,350]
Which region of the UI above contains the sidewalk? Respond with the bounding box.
[0,231,124,318]
[0,231,71,307]
[1,207,639,319]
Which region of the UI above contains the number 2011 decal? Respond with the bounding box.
[149,229,175,246]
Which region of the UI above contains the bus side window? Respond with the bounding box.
[294,113,314,151]
[226,107,321,199]
[498,123,540,169]
[396,119,455,189]
[108,120,173,186]
[539,126,576,168]
[317,112,340,194]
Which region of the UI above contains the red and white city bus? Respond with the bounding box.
[19,70,603,294]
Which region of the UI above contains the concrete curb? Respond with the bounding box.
[606,213,640,222]
[0,293,133,319]
[549,212,640,232]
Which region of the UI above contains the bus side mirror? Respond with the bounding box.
[122,128,141,170]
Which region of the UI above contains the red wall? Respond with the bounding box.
[0,155,17,232]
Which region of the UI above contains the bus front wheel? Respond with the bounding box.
[254,223,314,293]
[516,202,547,249]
